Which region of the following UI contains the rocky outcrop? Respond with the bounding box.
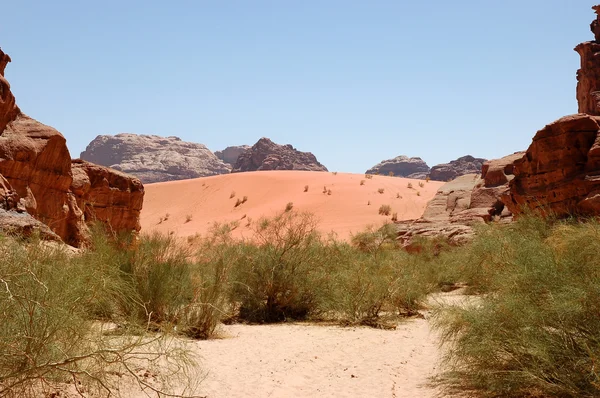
[396,152,522,248]
[428,155,487,182]
[366,156,429,178]
[80,134,231,183]
[71,160,144,239]
[0,48,143,247]
[576,5,600,115]
[505,115,600,217]
[215,145,250,166]
[232,137,327,173]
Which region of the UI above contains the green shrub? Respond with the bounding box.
[228,212,327,323]
[434,217,600,397]
[0,234,198,397]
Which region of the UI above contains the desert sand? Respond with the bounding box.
[125,290,476,398]
[141,171,444,241]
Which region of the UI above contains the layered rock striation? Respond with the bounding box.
[81,134,231,183]
[232,137,327,172]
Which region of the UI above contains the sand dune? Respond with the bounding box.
[141,171,444,241]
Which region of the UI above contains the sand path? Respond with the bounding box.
[193,318,441,398]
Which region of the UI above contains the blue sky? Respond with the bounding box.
[0,1,594,172]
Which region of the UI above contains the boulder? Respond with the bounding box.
[215,145,250,166]
[232,137,327,172]
[366,156,429,178]
[80,134,231,183]
[428,155,487,182]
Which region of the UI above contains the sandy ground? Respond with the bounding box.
[141,171,444,241]
[192,320,441,398]
[123,290,476,398]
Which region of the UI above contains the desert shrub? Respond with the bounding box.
[285,202,294,212]
[377,188,385,194]
[434,216,600,397]
[125,233,194,327]
[419,181,424,188]
[234,198,242,207]
[304,185,309,192]
[351,223,398,254]
[378,204,392,215]
[230,191,236,199]
[228,212,328,323]
[0,235,198,397]
[185,214,193,223]
[360,180,365,186]
[391,212,398,222]
[388,171,394,177]
[322,243,397,325]
[365,174,373,179]
[182,226,236,339]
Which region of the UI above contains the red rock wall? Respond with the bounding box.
[505,114,600,217]
[71,160,143,236]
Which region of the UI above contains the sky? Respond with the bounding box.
[0,0,595,173]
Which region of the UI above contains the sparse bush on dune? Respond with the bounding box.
[379,204,392,216]
[433,216,600,397]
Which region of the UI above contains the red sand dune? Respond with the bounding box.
[141,171,444,241]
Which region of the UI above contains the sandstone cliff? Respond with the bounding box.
[81,134,231,183]
[506,115,600,217]
[0,48,142,246]
[232,137,327,173]
[365,156,429,179]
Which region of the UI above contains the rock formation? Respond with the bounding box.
[428,155,487,182]
[505,115,600,217]
[0,48,143,246]
[232,137,327,173]
[71,160,144,239]
[504,7,600,218]
[396,152,522,248]
[80,134,231,183]
[215,145,250,166]
[365,156,429,179]
[577,6,600,115]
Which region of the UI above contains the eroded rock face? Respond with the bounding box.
[215,145,250,166]
[505,114,600,217]
[396,152,523,248]
[428,155,487,182]
[576,6,600,115]
[365,156,429,178]
[71,160,144,238]
[0,48,143,246]
[232,137,327,172]
[80,134,231,183]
